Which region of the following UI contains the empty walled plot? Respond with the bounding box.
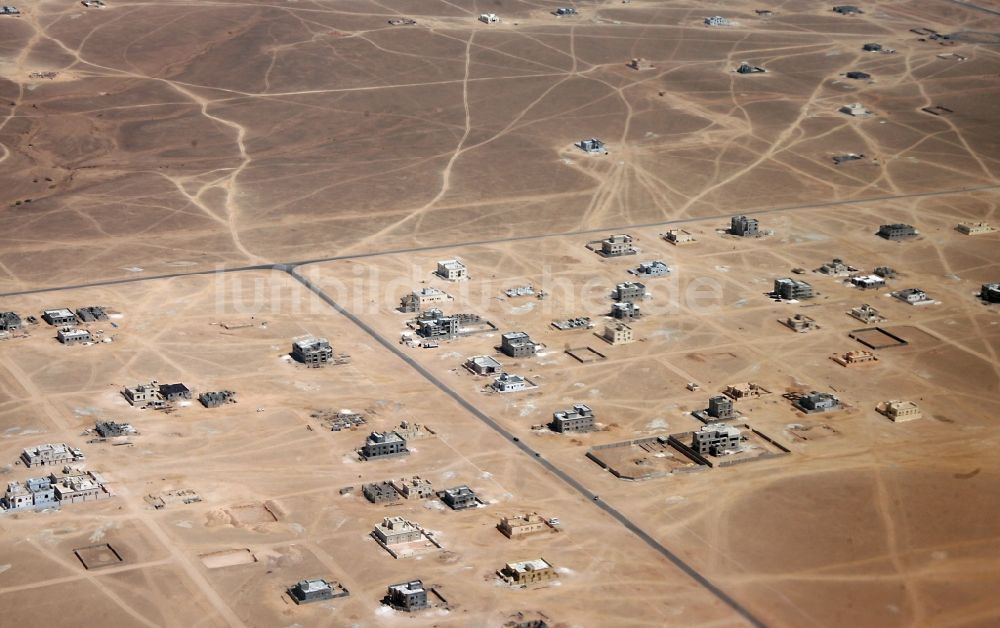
[849,327,908,349]
[565,346,607,363]
[74,544,124,570]
[200,548,258,569]
[587,437,703,480]
[226,503,278,525]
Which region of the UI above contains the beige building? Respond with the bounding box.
[956,222,997,235]
[373,516,422,546]
[876,400,922,422]
[497,513,550,538]
[50,468,112,504]
[724,382,767,399]
[662,229,695,245]
[832,350,879,367]
[783,314,817,333]
[498,558,559,585]
[399,287,450,312]
[603,322,633,345]
[392,476,434,500]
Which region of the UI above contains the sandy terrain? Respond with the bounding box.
[1,0,999,626]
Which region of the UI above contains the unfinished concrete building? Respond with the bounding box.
[833,5,863,14]
[291,337,334,365]
[20,443,85,468]
[498,513,551,538]
[876,400,922,422]
[980,283,1000,304]
[363,481,400,504]
[374,516,423,545]
[0,311,22,331]
[438,485,479,510]
[159,383,191,403]
[415,312,459,339]
[577,138,607,154]
[878,223,918,240]
[498,559,559,585]
[774,278,814,300]
[845,71,871,80]
[600,234,636,257]
[198,391,235,408]
[729,215,759,237]
[57,327,92,345]
[75,306,108,322]
[500,332,538,358]
[839,103,872,117]
[435,259,467,281]
[610,301,641,320]
[709,395,737,420]
[612,282,646,303]
[816,259,856,275]
[627,57,654,70]
[832,350,879,367]
[386,580,429,611]
[692,424,744,456]
[602,322,634,345]
[122,382,162,407]
[550,404,595,433]
[42,308,77,326]
[783,314,817,333]
[288,579,348,604]
[399,287,450,312]
[631,261,670,277]
[893,288,932,305]
[704,15,731,26]
[393,476,434,500]
[794,391,841,413]
[360,431,409,460]
[735,61,766,74]
[849,303,884,323]
[95,421,134,438]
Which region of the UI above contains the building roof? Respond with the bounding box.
[508,558,552,572]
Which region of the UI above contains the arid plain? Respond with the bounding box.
[1,0,999,627]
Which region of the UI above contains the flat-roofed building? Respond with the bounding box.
[692,423,744,456]
[122,382,162,407]
[500,332,538,358]
[288,578,348,604]
[876,400,922,422]
[730,215,759,237]
[75,306,108,322]
[399,287,449,312]
[50,469,111,504]
[980,283,1000,303]
[663,229,695,245]
[21,443,84,468]
[0,311,21,331]
[363,481,400,504]
[2,477,57,511]
[550,404,595,432]
[850,274,885,290]
[603,322,633,345]
[878,223,918,240]
[498,558,559,585]
[839,102,872,117]
[832,350,879,366]
[42,308,76,326]
[57,327,91,345]
[159,383,191,402]
[610,301,640,320]
[435,259,467,281]
[464,355,503,375]
[498,513,550,538]
[491,372,530,392]
[292,336,334,365]
[438,485,479,510]
[956,222,997,235]
[613,282,646,303]
[774,277,813,300]
[360,431,408,460]
[199,390,235,408]
[600,234,636,257]
[794,391,841,413]
[893,288,931,305]
[373,516,422,545]
[386,580,429,611]
[849,303,883,323]
[392,476,434,500]
[724,382,767,399]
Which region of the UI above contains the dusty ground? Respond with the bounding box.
[1,0,999,627]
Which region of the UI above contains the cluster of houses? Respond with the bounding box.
[2,443,111,512]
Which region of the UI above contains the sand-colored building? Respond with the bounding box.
[497,513,551,538]
[724,382,767,400]
[876,400,922,422]
[392,476,434,500]
[373,516,422,546]
[603,322,633,345]
[498,558,559,585]
[662,229,695,245]
[956,222,997,235]
[783,314,817,332]
[831,350,879,367]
